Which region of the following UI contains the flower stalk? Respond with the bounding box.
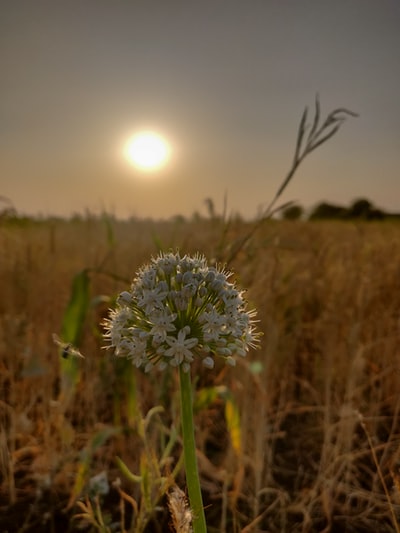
[179,365,206,533]
[103,251,261,531]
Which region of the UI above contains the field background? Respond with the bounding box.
[1,216,400,532]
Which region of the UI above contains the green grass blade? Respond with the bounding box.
[59,269,90,402]
[115,456,142,483]
[67,427,120,508]
[61,269,90,345]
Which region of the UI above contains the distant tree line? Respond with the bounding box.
[2,195,400,224]
[0,196,17,219]
[282,198,400,221]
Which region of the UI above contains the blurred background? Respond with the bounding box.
[1,0,400,220]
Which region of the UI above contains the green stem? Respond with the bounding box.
[179,366,207,533]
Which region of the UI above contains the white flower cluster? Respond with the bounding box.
[104,252,259,373]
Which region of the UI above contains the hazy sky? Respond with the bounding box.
[2,0,400,219]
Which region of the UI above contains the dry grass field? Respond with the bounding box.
[1,215,400,532]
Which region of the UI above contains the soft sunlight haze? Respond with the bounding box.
[1,0,400,219]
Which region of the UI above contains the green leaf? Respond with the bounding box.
[61,269,90,345]
[58,269,90,401]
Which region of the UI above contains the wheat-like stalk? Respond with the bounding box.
[168,484,193,533]
[224,95,358,263]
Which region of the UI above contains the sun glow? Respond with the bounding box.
[123,131,170,171]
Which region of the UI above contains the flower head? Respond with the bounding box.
[103,251,260,372]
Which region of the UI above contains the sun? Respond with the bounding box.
[123,131,170,171]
